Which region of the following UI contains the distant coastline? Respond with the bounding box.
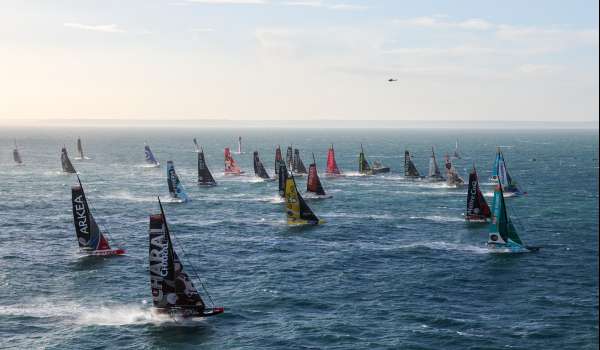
[1,118,598,129]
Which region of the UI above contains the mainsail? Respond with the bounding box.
[149,199,224,317]
[237,136,242,154]
[13,140,22,164]
[278,162,288,197]
[224,147,243,175]
[195,143,217,186]
[71,177,124,255]
[466,165,491,222]
[77,137,85,159]
[285,175,322,225]
[493,148,524,196]
[286,146,293,169]
[61,147,77,173]
[167,161,190,202]
[145,143,160,167]
[427,147,444,181]
[445,154,465,186]
[325,144,342,176]
[404,150,421,178]
[358,144,372,174]
[307,154,326,196]
[275,146,283,175]
[293,149,308,174]
[487,181,531,252]
[453,139,461,159]
[253,151,271,179]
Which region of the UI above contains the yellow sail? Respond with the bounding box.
[284,177,323,225]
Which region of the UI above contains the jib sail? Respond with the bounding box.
[253,151,271,179]
[307,154,326,196]
[71,178,111,251]
[149,199,209,316]
[167,161,190,202]
[224,147,243,174]
[466,165,491,221]
[13,140,22,164]
[196,145,217,186]
[358,144,371,174]
[404,150,420,178]
[145,143,159,166]
[285,175,321,225]
[61,147,77,173]
[293,149,308,174]
[326,144,342,176]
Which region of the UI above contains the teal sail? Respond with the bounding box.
[487,181,534,252]
[493,148,525,196]
[167,161,190,202]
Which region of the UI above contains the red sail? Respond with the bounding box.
[326,145,341,175]
[224,147,242,174]
[307,164,326,195]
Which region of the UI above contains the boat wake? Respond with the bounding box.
[409,215,464,222]
[397,241,489,254]
[102,191,157,203]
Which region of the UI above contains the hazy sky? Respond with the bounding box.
[0,0,598,123]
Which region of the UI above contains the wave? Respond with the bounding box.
[101,190,157,203]
[409,215,464,222]
[397,241,489,254]
[321,212,395,220]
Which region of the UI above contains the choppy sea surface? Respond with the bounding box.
[0,127,598,350]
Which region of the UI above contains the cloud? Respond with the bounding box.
[496,25,599,47]
[394,16,493,31]
[63,23,124,33]
[186,0,266,4]
[190,27,215,32]
[283,1,367,11]
[518,64,564,75]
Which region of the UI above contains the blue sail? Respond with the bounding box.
[144,144,159,166]
[495,149,524,196]
[167,161,190,202]
[491,149,501,179]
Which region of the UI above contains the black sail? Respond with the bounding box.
[149,201,206,313]
[274,146,283,175]
[404,150,421,178]
[293,149,307,174]
[278,162,288,197]
[71,181,110,251]
[286,146,293,169]
[61,147,76,173]
[197,148,217,186]
[253,151,270,179]
[466,167,491,220]
[77,138,84,159]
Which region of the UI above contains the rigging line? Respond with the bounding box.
[168,228,217,308]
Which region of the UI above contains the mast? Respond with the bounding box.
[197,146,217,186]
[167,161,190,202]
[307,153,326,196]
[488,181,524,247]
[61,147,77,173]
[238,136,242,154]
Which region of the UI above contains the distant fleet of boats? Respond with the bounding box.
[9,136,537,320]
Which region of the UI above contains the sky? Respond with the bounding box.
[0,0,598,124]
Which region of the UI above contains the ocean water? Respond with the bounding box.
[0,127,598,350]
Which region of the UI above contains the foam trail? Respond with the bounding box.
[397,241,490,254]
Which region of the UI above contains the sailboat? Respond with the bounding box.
[71,176,125,256]
[224,147,244,175]
[76,137,88,160]
[194,139,217,186]
[144,143,160,167]
[286,146,293,170]
[285,174,324,225]
[359,144,389,175]
[274,145,283,175]
[149,198,224,318]
[453,139,461,159]
[278,161,289,197]
[292,148,308,175]
[426,147,444,182]
[13,140,23,165]
[253,151,273,180]
[325,144,342,176]
[306,154,330,198]
[445,154,465,187]
[404,150,422,179]
[491,147,525,197]
[465,164,491,222]
[167,161,190,202]
[236,136,243,154]
[61,147,77,173]
[487,180,539,253]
